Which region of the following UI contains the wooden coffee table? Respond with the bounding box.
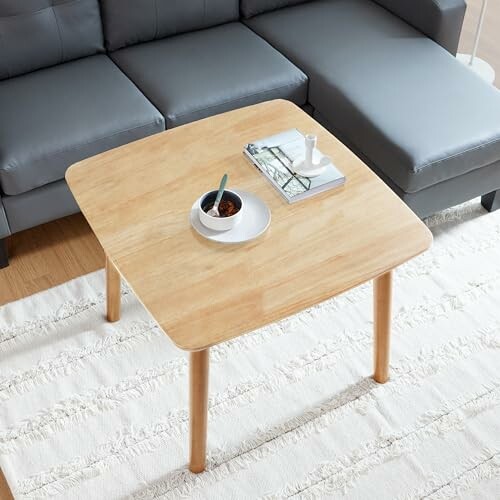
[66,100,432,473]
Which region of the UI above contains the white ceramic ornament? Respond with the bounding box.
[293,134,331,178]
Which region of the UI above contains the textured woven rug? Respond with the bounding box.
[0,200,499,499]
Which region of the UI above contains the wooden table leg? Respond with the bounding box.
[106,256,121,322]
[373,270,393,383]
[189,349,209,473]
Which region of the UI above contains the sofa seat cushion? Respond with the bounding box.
[0,55,165,196]
[111,22,308,128]
[246,0,500,193]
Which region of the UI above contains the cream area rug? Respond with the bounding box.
[0,200,499,500]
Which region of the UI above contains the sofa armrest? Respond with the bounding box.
[373,0,466,54]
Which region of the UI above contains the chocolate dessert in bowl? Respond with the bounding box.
[198,190,243,231]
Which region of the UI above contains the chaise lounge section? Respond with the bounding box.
[244,0,500,218]
[1,0,500,268]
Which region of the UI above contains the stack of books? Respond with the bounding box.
[244,129,346,203]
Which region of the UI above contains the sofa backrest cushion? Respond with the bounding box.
[0,0,104,80]
[240,0,310,19]
[100,0,240,51]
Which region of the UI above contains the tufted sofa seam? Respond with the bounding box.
[0,0,83,20]
[153,0,159,41]
[416,135,500,173]
[51,7,65,63]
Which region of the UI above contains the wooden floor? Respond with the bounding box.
[0,215,104,305]
[0,2,498,498]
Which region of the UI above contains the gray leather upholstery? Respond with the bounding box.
[246,0,500,194]
[314,109,500,218]
[373,0,466,54]
[100,0,239,51]
[0,55,165,196]
[388,161,500,219]
[111,23,308,128]
[377,158,500,219]
[2,180,79,234]
[0,0,104,80]
[0,195,9,238]
[240,0,310,18]
[0,55,164,195]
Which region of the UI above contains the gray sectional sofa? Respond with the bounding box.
[1,0,500,268]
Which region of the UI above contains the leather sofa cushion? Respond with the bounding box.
[111,23,308,128]
[100,0,239,51]
[0,55,165,196]
[0,0,104,80]
[240,0,310,18]
[247,0,500,193]
[2,180,80,234]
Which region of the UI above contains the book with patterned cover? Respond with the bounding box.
[244,129,346,203]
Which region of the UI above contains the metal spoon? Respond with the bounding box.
[207,173,228,217]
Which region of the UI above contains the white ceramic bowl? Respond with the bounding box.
[198,189,243,231]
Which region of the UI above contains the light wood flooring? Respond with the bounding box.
[0,2,498,497]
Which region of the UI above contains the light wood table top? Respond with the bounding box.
[66,100,432,351]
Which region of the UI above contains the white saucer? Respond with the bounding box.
[293,162,327,178]
[292,150,328,178]
[190,190,271,244]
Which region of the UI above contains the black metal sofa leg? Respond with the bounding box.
[0,237,9,269]
[481,190,500,212]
